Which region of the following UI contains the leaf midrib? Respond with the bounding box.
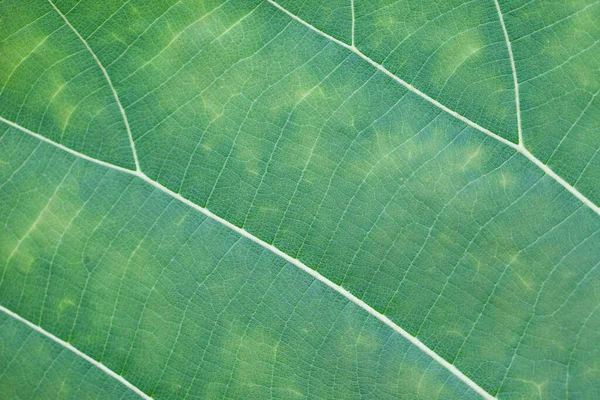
[1,1,598,399]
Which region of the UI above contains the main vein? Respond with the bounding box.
[265,0,600,218]
[0,304,152,400]
[0,115,494,400]
[47,0,141,172]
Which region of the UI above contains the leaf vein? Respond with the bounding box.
[265,0,600,219]
[47,0,141,171]
[0,115,495,400]
[493,0,523,144]
[0,305,152,400]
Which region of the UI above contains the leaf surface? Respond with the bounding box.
[1,0,599,398]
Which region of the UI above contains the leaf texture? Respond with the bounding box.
[1,0,599,398]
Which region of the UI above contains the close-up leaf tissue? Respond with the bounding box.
[1,0,599,399]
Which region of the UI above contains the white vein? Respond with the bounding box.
[0,304,152,400]
[265,0,600,218]
[351,0,355,47]
[0,117,134,175]
[0,116,494,400]
[266,0,519,151]
[519,146,600,215]
[47,0,141,172]
[493,0,523,145]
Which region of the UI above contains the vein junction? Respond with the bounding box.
[265,0,599,218]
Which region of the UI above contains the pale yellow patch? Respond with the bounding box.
[58,297,75,314]
[110,31,127,46]
[516,273,532,289]
[376,14,397,31]
[15,251,34,275]
[514,378,547,398]
[462,147,481,170]
[446,328,465,338]
[49,81,67,105]
[435,30,484,85]
[499,173,513,188]
[174,214,187,226]
[295,85,324,103]
[508,253,534,290]
[356,333,377,352]
[245,161,261,176]
[60,104,76,133]
[202,97,224,123]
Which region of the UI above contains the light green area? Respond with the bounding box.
[0,0,599,399]
[276,0,352,43]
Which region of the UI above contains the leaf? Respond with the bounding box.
[1,0,599,398]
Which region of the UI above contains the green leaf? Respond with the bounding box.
[1,0,599,398]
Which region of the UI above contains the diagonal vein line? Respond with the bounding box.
[137,179,496,400]
[518,148,600,216]
[493,0,523,145]
[0,304,152,400]
[0,117,135,175]
[265,0,600,219]
[350,0,355,47]
[47,0,141,172]
[265,0,519,151]
[0,116,495,400]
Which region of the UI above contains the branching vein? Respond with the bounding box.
[2,2,599,398]
[351,0,356,47]
[265,0,600,218]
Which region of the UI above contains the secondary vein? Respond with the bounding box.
[47,0,141,172]
[265,0,519,151]
[2,2,598,398]
[493,0,523,145]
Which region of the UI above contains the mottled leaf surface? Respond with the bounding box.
[1,0,599,399]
